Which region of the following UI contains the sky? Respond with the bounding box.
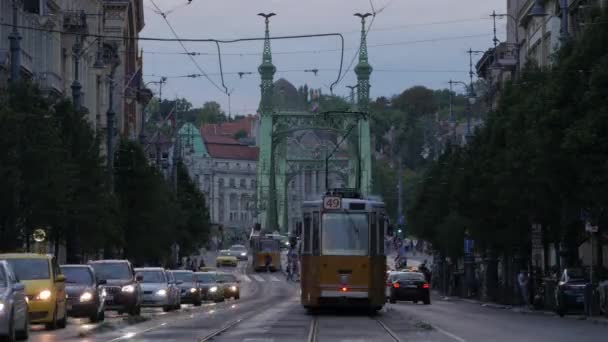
[140,0,506,116]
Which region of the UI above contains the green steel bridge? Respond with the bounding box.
[255,13,374,234]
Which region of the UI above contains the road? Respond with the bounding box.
[25,255,608,342]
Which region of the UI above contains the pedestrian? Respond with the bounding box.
[518,269,530,307]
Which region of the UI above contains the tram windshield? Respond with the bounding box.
[321,212,369,256]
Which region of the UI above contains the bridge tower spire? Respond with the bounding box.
[256,13,278,233]
[354,13,373,195]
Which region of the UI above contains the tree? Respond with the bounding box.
[175,163,210,255]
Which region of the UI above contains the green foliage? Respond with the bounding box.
[175,162,210,255]
[233,129,247,140]
[407,9,608,260]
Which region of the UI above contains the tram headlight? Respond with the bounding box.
[230,286,237,292]
[209,286,218,293]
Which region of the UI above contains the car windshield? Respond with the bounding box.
[5,259,50,280]
[230,245,246,251]
[195,273,216,283]
[219,251,233,257]
[0,267,6,287]
[171,272,193,283]
[260,240,278,252]
[136,270,166,283]
[61,267,94,285]
[220,274,237,282]
[321,213,369,256]
[396,273,426,281]
[567,269,587,281]
[90,263,132,280]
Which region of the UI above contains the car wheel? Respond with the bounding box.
[45,304,58,330]
[163,305,172,312]
[89,310,100,323]
[129,305,141,317]
[389,296,397,304]
[98,310,105,322]
[235,294,240,300]
[194,300,202,306]
[413,300,418,304]
[5,309,16,342]
[423,297,431,305]
[16,312,28,341]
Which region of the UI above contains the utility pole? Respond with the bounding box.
[172,99,180,194]
[9,0,22,82]
[72,34,83,112]
[466,48,482,141]
[107,66,118,193]
[346,85,358,106]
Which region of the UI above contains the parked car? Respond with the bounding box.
[555,268,588,316]
[229,245,248,261]
[0,260,29,341]
[215,250,238,267]
[194,272,224,302]
[217,272,240,300]
[388,271,431,305]
[169,270,202,306]
[0,253,67,330]
[89,260,142,316]
[60,265,106,322]
[135,268,180,312]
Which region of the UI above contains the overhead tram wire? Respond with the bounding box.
[148,0,226,94]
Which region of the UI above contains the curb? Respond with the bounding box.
[441,294,608,325]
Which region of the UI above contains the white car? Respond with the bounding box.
[135,268,181,312]
[0,260,28,341]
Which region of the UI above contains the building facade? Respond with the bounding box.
[0,0,149,142]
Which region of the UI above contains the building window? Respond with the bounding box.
[229,193,238,211]
[251,179,256,189]
[240,179,246,188]
[304,171,312,193]
[218,194,225,222]
[241,194,249,212]
[229,178,236,188]
[218,178,225,188]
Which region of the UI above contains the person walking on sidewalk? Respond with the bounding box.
[518,269,530,307]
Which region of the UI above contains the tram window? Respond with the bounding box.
[321,213,369,256]
[370,212,377,256]
[303,213,311,255]
[312,211,320,255]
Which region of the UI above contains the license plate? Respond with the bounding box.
[576,296,584,303]
[405,285,417,288]
[105,294,113,301]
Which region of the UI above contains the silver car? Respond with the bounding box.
[0,260,28,341]
[134,268,180,312]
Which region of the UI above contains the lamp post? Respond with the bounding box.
[9,0,22,82]
[490,10,521,74]
[106,47,121,193]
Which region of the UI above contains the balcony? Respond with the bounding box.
[38,71,63,95]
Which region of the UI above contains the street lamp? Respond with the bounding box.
[528,0,569,41]
[490,10,521,74]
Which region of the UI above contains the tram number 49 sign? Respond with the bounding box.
[324,196,341,210]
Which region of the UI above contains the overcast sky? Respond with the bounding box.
[141,0,506,115]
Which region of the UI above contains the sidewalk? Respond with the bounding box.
[437,292,608,326]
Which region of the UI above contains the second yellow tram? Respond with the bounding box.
[249,232,281,272]
[299,189,387,311]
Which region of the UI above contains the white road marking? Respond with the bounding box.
[240,275,252,282]
[433,326,468,342]
[269,275,281,282]
[252,275,265,282]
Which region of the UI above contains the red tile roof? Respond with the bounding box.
[206,143,259,161]
[200,115,256,138]
[202,135,241,145]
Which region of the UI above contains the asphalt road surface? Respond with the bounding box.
[25,255,608,342]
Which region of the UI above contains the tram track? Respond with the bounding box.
[307,314,403,342]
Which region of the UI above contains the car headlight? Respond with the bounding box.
[37,290,52,301]
[190,288,197,293]
[80,292,93,302]
[0,302,4,312]
[156,289,167,296]
[101,289,107,297]
[121,285,135,293]
[240,252,246,256]
[209,286,218,293]
[230,286,237,292]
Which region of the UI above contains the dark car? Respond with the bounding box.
[388,271,431,304]
[194,272,224,302]
[60,265,106,322]
[169,270,202,306]
[218,272,240,300]
[89,260,143,316]
[555,268,588,316]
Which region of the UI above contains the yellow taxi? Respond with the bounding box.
[215,250,238,267]
[0,253,67,330]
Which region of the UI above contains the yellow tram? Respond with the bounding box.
[300,189,387,311]
[249,231,281,272]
